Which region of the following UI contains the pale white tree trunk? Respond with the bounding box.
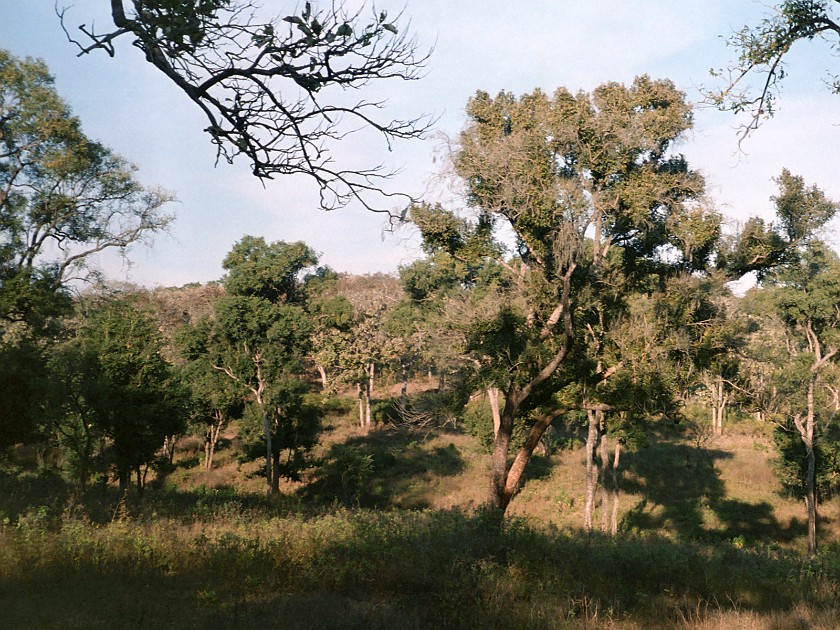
[205,411,225,470]
[793,374,818,555]
[488,387,501,439]
[368,362,375,396]
[610,441,621,536]
[364,385,372,432]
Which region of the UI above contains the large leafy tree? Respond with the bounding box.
[419,77,710,513]
[706,1,840,139]
[735,171,840,554]
[180,236,318,494]
[59,1,431,211]
[765,243,840,554]
[0,48,173,329]
[1,49,173,453]
[71,295,186,492]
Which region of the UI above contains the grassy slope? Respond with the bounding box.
[2,403,840,629]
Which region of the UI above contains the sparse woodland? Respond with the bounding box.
[4,2,840,628]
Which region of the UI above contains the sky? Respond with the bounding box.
[2,1,839,288]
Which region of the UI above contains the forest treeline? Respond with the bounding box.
[2,42,840,562]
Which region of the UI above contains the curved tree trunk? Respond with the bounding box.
[205,411,225,470]
[486,268,575,515]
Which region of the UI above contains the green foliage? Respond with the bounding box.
[717,170,839,280]
[0,339,47,448]
[237,379,321,483]
[74,296,187,488]
[774,419,840,501]
[222,235,318,303]
[461,396,501,451]
[180,237,322,488]
[772,243,840,345]
[456,76,702,275]
[134,0,230,55]
[0,48,172,329]
[706,1,840,137]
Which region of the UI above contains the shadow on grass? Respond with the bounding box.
[619,432,803,544]
[2,509,839,629]
[302,427,466,509]
[0,466,308,526]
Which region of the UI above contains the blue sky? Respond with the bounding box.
[2,1,839,287]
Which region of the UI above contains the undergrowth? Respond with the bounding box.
[2,502,840,629]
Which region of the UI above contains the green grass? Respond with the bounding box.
[3,400,840,628]
[2,507,840,628]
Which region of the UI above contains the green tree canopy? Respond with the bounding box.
[415,76,712,513]
[0,48,173,330]
[74,295,186,491]
[180,236,319,493]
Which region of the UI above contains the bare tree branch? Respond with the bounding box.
[58,0,434,213]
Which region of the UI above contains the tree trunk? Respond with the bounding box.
[805,374,817,555]
[488,387,501,439]
[271,450,281,496]
[713,376,726,436]
[599,426,609,532]
[485,277,575,515]
[204,430,212,471]
[583,409,602,532]
[610,441,621,536]
[162,434,177,464]
[364,384,372,431]
[490,405,559,513]
[488,403,515,513]
[401,363,409,408]
[358,382,365,429]
[368,362,375,396]
[358,382,372,433]
[261,404,275,495]
[317,364,328,389]
[205,412,225,470]
[118,468,129,494]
